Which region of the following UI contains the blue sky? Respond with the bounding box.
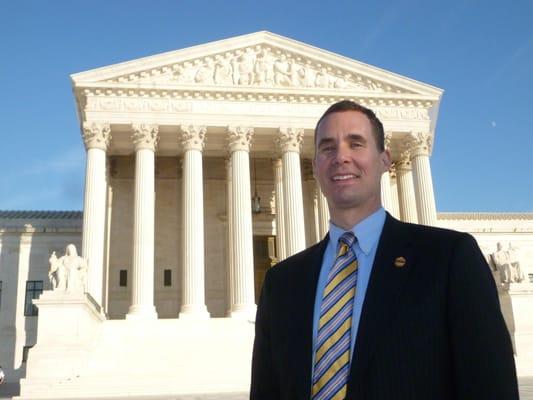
[0,0,531,212]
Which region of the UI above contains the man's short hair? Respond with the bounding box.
[314,100,385,152]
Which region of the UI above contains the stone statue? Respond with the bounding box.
[314,67,330,88]
[49,251,67,290]
[507,242,524,283]
[194,58,215,85]
[48,244,87,292]
[491,242,512,284]
[273,54,292,86]
[254,49,273,86]
[214,55,233,85]
[233,49,255,85]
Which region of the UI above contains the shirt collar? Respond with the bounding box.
[328,208,386,256]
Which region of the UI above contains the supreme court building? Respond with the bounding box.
[1,32,532,399]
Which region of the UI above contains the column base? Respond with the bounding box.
[179,304,210,319]
[126,304,158,320]
[228,304,257,321]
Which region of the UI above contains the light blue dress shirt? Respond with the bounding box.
[311,207,386,376]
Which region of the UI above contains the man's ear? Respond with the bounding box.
[381,149,392,173]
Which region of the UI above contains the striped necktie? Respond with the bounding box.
[312,231,358,400]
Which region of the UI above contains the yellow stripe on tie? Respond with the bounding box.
[318,289,356,329]
[323,261,357,297]
[315,318,351,363]
[312,349,350,394]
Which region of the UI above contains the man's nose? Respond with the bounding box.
[333,145,350,164]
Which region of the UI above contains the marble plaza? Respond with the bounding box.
[0,32,532,399]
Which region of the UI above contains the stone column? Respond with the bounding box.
[380,133,394,215]
[317,187,329,239]
[389,165,401,219]
[127,123,158,320]
[81,122,111,307]
[408,132,437,226]
[396,149,418,223]
[179,125,209,318]
[227,126,256,319]
[277,127,306,257]
[225,159,234,313]
[272,158,287,261]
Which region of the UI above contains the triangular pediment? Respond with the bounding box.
[71,31,441,98]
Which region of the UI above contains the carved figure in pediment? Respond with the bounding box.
[233,49,255,86]
[214,55,233,85]
[254,49,274,86]
[315,67,330,88]
[334,73,352,89]
[296,65,316,87]
[195,58,215,85]
[173,62,195,84]
[273,54,292,86]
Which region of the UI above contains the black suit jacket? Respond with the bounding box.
[250,214,518,399]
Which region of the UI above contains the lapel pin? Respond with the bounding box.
[394,256,406,268]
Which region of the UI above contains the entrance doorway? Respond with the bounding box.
[253,235,276,303]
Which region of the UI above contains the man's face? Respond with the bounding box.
[312,110,391,218]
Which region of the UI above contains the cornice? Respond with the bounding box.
[75,83,438,106]
[437,212,533,221]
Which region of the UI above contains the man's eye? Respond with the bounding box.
[350,142,362,148]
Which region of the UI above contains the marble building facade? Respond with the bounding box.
[0,32,532,398]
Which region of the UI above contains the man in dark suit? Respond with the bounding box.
[250,100,518,399]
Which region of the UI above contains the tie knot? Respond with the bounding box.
[337,231,356,256]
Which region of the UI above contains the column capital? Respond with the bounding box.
[276,127,304,154]
[82,122,111,150]
[132,123,159,151]
[227,126,254,152]
[180,125,206,152]
[396,149,412,171]
[406,131,433,157]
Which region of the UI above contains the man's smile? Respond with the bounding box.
[331,173,360,181]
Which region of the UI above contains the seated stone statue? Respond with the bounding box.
[48,244,87,292]
[491,242,511,284]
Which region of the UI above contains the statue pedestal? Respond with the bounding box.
[21,291,105,383]
[501,283,533,376]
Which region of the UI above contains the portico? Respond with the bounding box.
[71,31,443,319]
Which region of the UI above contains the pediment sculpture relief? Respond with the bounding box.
[110,46,404,93]
[48,244,88,292]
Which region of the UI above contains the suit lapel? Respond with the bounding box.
[289,235,329,399]
[349,214,415,384]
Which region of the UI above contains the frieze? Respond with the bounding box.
[84,95,432,122]
[102,45,413,94]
